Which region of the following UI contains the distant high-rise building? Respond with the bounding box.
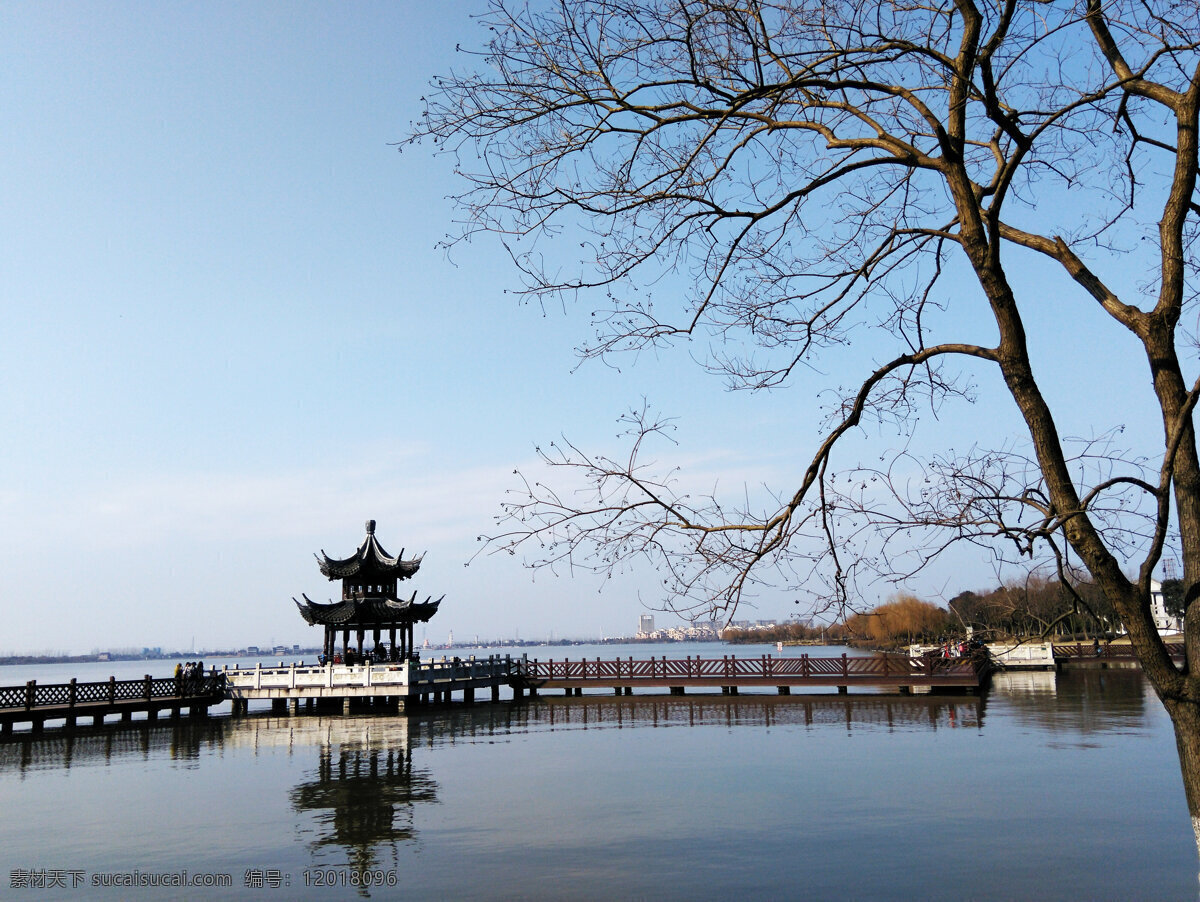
[639,615,655,635]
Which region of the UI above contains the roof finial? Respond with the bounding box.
[366,519,376,535]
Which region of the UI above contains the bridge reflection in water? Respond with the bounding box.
[483,693,986,732]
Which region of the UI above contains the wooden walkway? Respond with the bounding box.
[0,651,990,737]
[0,675,225,735]
[511,653,990,695]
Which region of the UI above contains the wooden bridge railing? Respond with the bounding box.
[0,675,225,712]
[1053,642,1185,660]
[514,653,985,684]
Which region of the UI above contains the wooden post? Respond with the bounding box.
[108,676,116,704]
[68,678,77,709]
[25,680,35,711]
[144,675,152,701]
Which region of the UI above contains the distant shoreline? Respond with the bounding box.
[0,635,736,667]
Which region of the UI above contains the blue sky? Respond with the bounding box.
[0,2,1175,654]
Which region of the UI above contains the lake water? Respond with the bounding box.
[0,643,1196,900]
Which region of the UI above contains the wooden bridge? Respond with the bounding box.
[0,651,990,737]
[0,675,225,735]
[1053,641,1185,666]
[510,652,991,696]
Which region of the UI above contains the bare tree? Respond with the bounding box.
[412,0,1200,840]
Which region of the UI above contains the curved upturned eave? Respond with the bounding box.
[315,532,423,581]
[293,593,444,627]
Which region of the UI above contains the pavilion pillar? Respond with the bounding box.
[389,627,397,660]
[356,629,365,656]
[342,629,350,656]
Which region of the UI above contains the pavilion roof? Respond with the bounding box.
[293,592,443,627]
[316,520,422,581]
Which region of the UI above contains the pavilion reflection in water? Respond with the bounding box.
[291,740,436,878]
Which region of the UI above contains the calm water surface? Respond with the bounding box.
[0,643,1195,900]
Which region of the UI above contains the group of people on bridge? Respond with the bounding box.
[938,638,984,658]
[317,643,412,667]
[173,661,209,694]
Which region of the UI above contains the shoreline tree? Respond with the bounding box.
[412,1,1200,846]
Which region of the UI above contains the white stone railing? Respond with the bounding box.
[221,655,518,695]
[223,662,409,692]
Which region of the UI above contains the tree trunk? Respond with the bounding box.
[1164,696,1200,858]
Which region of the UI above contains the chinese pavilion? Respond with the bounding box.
[294,520,442,662]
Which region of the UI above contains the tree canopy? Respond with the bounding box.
[413,0,1200,840]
